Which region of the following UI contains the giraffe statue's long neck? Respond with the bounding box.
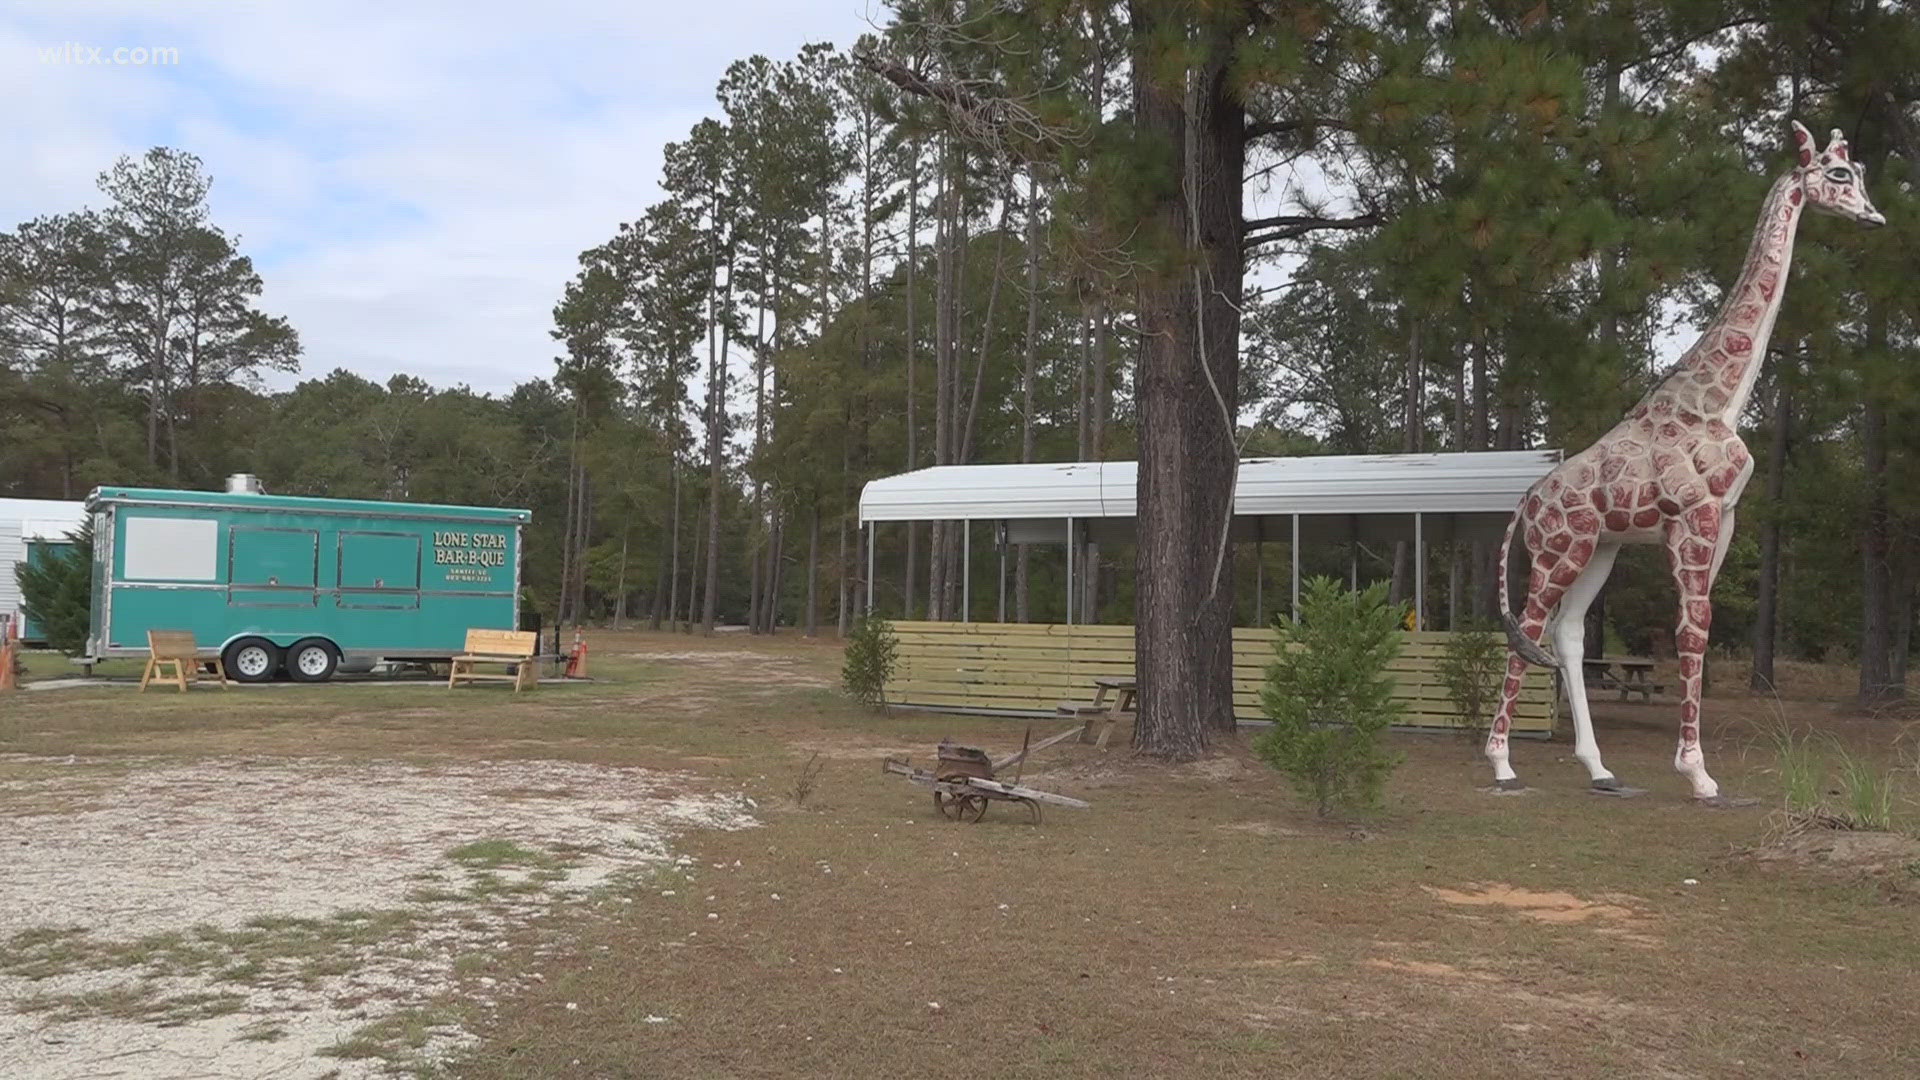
[1670,172,1806,424]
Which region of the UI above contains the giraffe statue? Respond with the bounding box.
[1486,122,1885,801]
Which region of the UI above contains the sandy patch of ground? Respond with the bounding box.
[1422,882,1659,946]
[0,755,756,1079]
[1361,954,1654,1024]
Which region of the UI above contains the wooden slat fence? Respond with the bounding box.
[885,620,1556,735]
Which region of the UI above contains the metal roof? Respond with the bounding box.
[0,498,88,539]
[86,487,531,523]
[858,450,1563,524]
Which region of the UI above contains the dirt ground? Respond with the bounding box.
[3,631,1917,1078]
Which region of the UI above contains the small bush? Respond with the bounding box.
[1253,576,1406,817]
[841,614,899,710]
[789,752,826,807]
[1437,620,1504,741]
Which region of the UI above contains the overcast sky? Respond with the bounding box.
[4,0,880,395]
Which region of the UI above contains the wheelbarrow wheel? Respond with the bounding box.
[933,778,989,822]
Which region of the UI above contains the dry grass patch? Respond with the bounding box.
[7,630,1920,1078]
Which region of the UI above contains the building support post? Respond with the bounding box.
[1349,515,1359,591]
[997,522,1007,623]
[961,521,971,623]
[1291,513,1301,622]
[1414,512,1425,631]
[1065,517,1075,627]
[864,522,874,617]
[1254,517,1264,627]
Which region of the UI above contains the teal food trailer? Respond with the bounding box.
[83,477,530,682]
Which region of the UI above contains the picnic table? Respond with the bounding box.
[1055,676,1137,749]
[1582,657,1663,703]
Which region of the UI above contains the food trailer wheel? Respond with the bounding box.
[223,637,282,683]
[286,638,339,683]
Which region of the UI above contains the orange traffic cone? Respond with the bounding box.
[564,628,587,678]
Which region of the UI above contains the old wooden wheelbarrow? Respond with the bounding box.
[882,727,1090,824]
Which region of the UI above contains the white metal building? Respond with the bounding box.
[856,450,1563,625]
[0,497,89,641]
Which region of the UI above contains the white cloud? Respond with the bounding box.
[4,0,882,394]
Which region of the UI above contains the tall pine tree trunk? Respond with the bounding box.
[1390,318,1422,608]
[1859,397,1900,708]
[615,526,629,629]
[556,412,580,625]
[685,489,705,635]
[1129,6,1244,757]
[1015,171,1042,624]
[752,511,775,630]
[651,509,668,633]
[575,471,593,622]
[903,138,921,622]
[839,414,855,636]
[702,238,734,633]
[1470,325,1494,618]
[664,460,681,630]
[806,507,820,636]
[927,136,953,622]
[1751,382,1792,691]
[1890,550,1913,693]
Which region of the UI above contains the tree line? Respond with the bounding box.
[4,1,1917,748]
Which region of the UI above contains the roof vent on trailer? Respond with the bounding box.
[225,473,266,495]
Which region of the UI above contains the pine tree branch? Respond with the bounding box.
[1244,116,1347,142]
[852,50,990,117]
[851,49,1078,160]
[1240,212,1382,250]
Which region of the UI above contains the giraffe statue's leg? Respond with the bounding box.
[1486,539,1595,788]
[1666,515,1724,800]
[1551,542,1622,788]
[1487,651,1531,787]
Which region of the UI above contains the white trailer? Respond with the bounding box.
[0,497,88,643]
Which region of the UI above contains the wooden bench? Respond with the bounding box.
[141,630,229,693]
[447,629,539,692]
[1056,676,1138,749]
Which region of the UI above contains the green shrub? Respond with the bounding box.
[1437,620,1505,740]
[1253,576,1406,816]
[15,520,93,657]
[841,614,899,710]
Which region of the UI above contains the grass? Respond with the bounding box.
[447,839,563,870]
[1833,745,1899,831]
[7,629,1920,1077]
[2,909,422,989]
[1757,711,1914,834]
[320,1004,462,1065]
[17,984,246,1024]
[1762,714,1829,815]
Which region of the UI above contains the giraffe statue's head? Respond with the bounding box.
[1792,120,1886,227]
